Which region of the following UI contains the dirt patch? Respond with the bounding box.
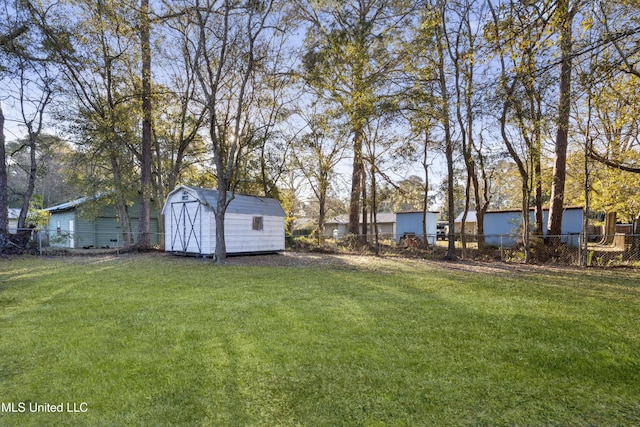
[224,251,572,277]
[226,252,363,268]
[24,250,639,279]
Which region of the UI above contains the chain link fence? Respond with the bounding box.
[12,228,166,255]
[310,231,640,268]
[447,233,640,267]
[11,227,640,268]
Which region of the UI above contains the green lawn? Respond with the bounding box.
[1,254,639,426]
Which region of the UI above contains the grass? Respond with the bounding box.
[0,254,639,426]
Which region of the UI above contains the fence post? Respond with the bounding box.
[579,233,583,267]
[433,235,436,260]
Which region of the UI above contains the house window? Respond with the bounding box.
[252,216,263,231]
[56,221,61,236]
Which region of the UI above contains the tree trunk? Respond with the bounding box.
[533,145,544,235]
[521,185,531,264]
[348,128,363,237]
[116,193,134,246]
[602,211,617,244]
[361,164,368,244]
[17,133,37,230]
[547,0,574,242]
[137,0,152,248]
[421,131,430,248]
[214,186,228,263]
[476,210,485,251]
[152,129,166,248]
[371,163,379,254]
[110,152,134,246]
[0,105,8,236]
[532,89,543,236]
[438,48,456,260]
[317,191,326,244]
[527,51,544,237]
[317,170,329,244]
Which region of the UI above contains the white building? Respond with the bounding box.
[8,208,20,233]
[162,185,285,256]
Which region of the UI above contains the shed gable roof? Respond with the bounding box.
[44,192,116,213]
[454,211,477,223]
[8,208,21,219]
[326,212,396,225]
[45,195,90,213]
[166,186,285,217]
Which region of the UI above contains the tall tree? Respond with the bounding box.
[6,134,75,207]
[292,103,347,242]
[547,0,580,241]
[153,3,211,226]
[433,0,457,259]
[298,0,416,242]
[235,25,298,200]
[443,0,491,253]
[0,0,27,236]
[487,0,541,262]
[0,104,7,236]
[31,0,141,245]
[362,112,408,251]
[401,5,440,248]
[1,0,59,241]
[404,0,459,257]
[13,53,55,230]
[137,0,152,248]
[586,0,640,175]
[179,0,285,263]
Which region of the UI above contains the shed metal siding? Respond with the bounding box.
[484,208,583,247]
[224,214,285,254]
[396,212,437,245]
[47,194,161,249]
[166,198,206,254]
[191,188,286,217]
[484,211,523,244]
[8,208,20,233]
[95,217,121,248]
[74,217,96,248]
[48,211,76,248]
[323,213,397,238]
[129,218,160,245]
[163,185,285,256]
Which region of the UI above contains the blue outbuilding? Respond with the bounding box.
[483,207,583,247]
[395,211,439,245]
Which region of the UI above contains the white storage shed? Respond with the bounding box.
[163,185,285,256]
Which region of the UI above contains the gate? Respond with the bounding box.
[170,201,202,253]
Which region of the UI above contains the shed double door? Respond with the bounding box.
[169,201,202,253]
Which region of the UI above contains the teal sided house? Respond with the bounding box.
[45,195,160,249]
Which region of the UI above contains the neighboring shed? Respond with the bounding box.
[162,185,285,256]
[395,211,438,245]
[45,195,160,249]
[454,210,478,235]
[8,208,20,234]
[324,212,396,239]
[484,207,583,247]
